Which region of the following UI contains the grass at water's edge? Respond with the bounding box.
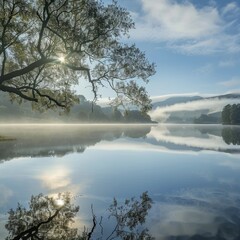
[0,136,15,141]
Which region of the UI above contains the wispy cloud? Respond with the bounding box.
[222,2,240,16]
[219,77,240,87]
[150,188,240,239]
[130,0,240,55]
[0,184,13,206]
[219,60,236,67]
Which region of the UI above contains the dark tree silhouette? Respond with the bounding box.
[0,0,155,112]
[222,104,231,124]
[222,104,240,125]
[222,127,240,145]
[5,192,154,240]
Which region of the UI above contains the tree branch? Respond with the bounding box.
[0,58,53,83]
[12,208,61,240]
[87,205,97,240]
[0,85,38,102]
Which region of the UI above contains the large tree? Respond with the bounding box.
[0,0,155,112]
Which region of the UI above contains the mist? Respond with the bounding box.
[150,97,240,122]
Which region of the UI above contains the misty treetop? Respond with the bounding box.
[222,104,240,125]
[0,0,155,112]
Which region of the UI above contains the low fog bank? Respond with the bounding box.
[0,93,154,124]
[150,96,240,123]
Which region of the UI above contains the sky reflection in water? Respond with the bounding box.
[0,124,240,239]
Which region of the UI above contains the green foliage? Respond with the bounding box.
[123,110,153,123]
[5,193,80,240]
[0,0,155,112]
[108,191,154,240]
[194,114,220,124]
[222,104,240,125]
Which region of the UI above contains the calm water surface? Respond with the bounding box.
[0,124,240,239]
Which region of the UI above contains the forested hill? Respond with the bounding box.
[151,94,240,124]
[0,93,154,123]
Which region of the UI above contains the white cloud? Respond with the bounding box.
[141,0,221,39]
[222,2,239,15]
[130,0,240,55]
[219,77,240,87]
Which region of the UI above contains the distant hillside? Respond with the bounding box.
[152,96,203,108]
[0,93,154,123]
[207,93,240,100]
[151,93,240,124]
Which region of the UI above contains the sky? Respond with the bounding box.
[94,0,240,102]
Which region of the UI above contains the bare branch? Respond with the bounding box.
[87,205,97,240]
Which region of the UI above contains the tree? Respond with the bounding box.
[5,193,80,240]
[222,104,231,124]
[123,110,152,123]
[222,104,240,125]
[0,0,155,112]
[5,192,153,240]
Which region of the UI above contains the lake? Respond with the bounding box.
[0,124,240,239]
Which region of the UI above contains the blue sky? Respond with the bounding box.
[94,0,240,102]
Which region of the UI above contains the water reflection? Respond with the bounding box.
[150,189,240,239]
[146,124,240,153]
[0,124,152,161]
[0,124,240,162]
[5,192,153,240]
[222,127,240,145]
[1,124,240,239]
[4,189,240,240]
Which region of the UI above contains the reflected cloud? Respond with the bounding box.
[38,166,72,190]
[36,166,90,202]
[150,188,240,239]
[0,185,13,206]
[151,205,218,238]
[0,124,240,164]
[147,125,240,153]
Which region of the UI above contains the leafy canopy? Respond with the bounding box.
[0,0,155,112]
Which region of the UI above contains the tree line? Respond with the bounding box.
[222,104,240,125]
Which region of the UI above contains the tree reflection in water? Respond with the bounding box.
[5,192,153,240]
[222,127,240,145]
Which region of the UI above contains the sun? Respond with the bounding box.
[58,55,65,63]
[55,198,65,207]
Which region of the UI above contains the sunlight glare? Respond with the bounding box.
[55,198,65,207]
[58,55,65,63]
